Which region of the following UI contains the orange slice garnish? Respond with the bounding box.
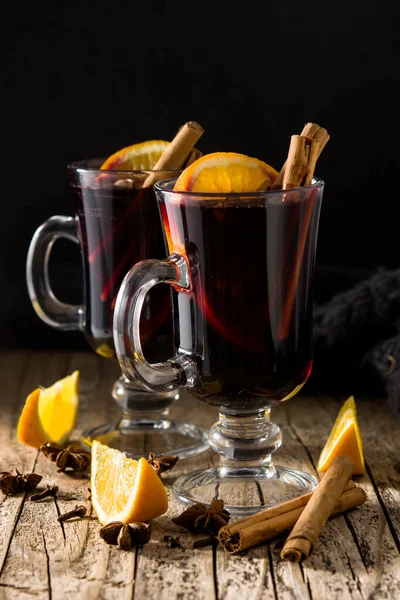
[173,152,278,192]
[317,396,365,475]
[91,441,168,525]
[100,140,169,170]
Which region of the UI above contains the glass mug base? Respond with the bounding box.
[81,377,209,459]
[172,464,318,516]
[81,419,209,460]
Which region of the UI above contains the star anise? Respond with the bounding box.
[0,470,42,496]
[172,499,230,535]
[40,442,91,472]
[99,521,151,550]
[147,453,179,477]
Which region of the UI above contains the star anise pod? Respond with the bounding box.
[147,453,179,477]
[0,470,42,496]
[172,499,230,535]
[40,442,91,472]
[99,521,151,549]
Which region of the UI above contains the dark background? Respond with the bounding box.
[2,0,399,350]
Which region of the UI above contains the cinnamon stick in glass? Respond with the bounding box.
[142,121,204,188]
[275,125,328,338]
[273,122,329,189]
[88,121,203,266]
[280,456,355,562]
[184,147,203,167]
[218,482,366,554]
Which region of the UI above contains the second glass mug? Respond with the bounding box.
[114,177,324,514]
[26,160,209,458]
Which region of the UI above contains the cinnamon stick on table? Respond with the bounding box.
[281,456,355,562]
[218,480,366,554]
[142,121,204,188]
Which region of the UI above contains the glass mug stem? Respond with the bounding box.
[210,409,282,468]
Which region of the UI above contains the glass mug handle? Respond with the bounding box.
[113,253,197,392]
[26,215,84,330]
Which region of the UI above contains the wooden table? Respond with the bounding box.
[0,350,399,599]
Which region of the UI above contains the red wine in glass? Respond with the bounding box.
[159,188,322,410]
[70,175,172,360]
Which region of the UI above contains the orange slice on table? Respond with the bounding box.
[17,371,79,448]
[91,440,168,525]
[100,140,169,170]
[317,395,365,475]
[173,152,278,192]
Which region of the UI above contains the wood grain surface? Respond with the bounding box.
[0,350,399,600]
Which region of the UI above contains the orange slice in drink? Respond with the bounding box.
[100,140,169,170]
[17,371,79,448]
[317,396,365,475]
[91,441,168,525]
[173,152,278,192]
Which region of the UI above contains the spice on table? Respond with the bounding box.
[164,535,181,549]
[193,536,219,549]
[218,480,366,554]
[172,499,230,535]
[57,505,87,522]
[0,470,42,496]
[99,522,151,549]
[30,484,59,501]
[40,442,91,472]
[147,453,179,476]
[281,456,356,562]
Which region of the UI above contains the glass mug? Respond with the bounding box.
[114,177,324,514]
[26,161,208,458]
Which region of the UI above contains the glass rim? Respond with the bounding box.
[67,158,182,175]
[154,177,324,197]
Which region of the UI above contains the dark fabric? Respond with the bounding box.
[310,268,400,416]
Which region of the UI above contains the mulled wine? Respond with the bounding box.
[69,169,172,360]
[159,187,322,410]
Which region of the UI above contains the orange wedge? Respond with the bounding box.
[17,388,46,449]
[317,396,364,475]
[17,371,79,449]
[100,140,169,170]
[173,152,278,193]
[91,440,168,525]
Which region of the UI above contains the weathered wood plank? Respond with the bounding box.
[1,350,400,600]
